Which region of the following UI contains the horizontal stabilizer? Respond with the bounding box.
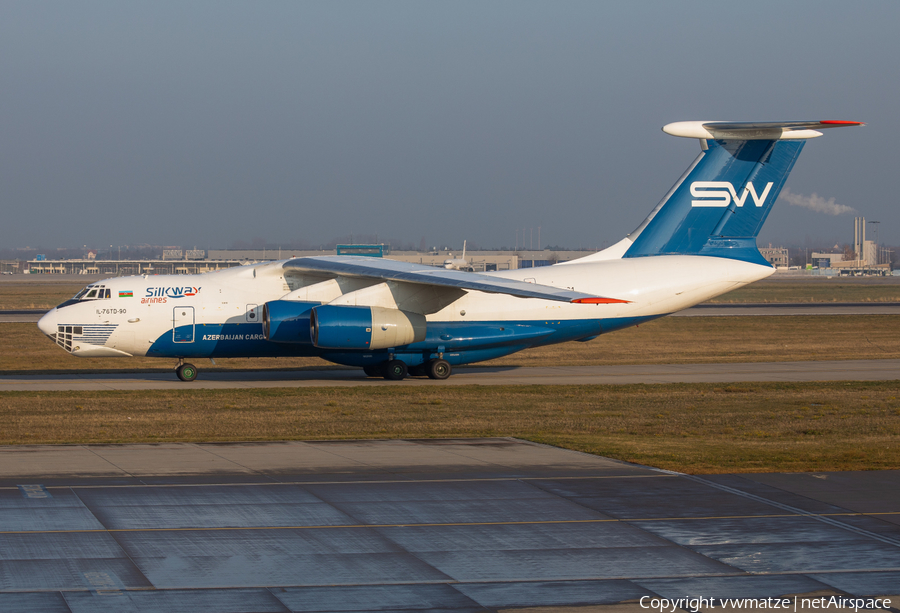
[664,120,864,140]
[622,118,864,265]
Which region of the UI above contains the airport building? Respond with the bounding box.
[21,248,597,275]
[24,257,238,276]
[806,217,891,275]
[18,219,894,276]
[206,248,592,271]
[759,246,789,268]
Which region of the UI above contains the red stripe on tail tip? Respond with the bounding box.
[571,297,631,304]
[819,120,865,125]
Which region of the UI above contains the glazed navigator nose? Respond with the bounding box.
[37,308,57,338]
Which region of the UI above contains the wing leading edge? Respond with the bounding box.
[282,256,627,304]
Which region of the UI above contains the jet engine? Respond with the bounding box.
[310,305,426,350]
[261,300,318,344]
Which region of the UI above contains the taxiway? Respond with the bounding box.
[0,438,896,611]
[2,358,899,390]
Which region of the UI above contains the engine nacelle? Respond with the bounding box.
[311,305,426,350]
[262,300,318,344]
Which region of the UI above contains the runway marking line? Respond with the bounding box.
[2,511,897,536]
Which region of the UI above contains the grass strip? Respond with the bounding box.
[7,315,900,373]
[0,282,86,310]
[706,280,900,303]
[3,381,899,474]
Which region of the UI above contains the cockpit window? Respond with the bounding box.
[59,284,111,309]
[70,285,110,301]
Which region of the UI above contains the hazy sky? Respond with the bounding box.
[1,1,897,251]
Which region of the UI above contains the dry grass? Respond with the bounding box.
[2,382,899,473]
[6,315,900,373]
[492,315,900,367]
[707,279,900,303]
[0,282,85,310]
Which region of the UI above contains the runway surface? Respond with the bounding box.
[3,359,900,390]
[0,309,44,323]
[0,439,897,611]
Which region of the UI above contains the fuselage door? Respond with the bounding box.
[246,304,259,323]
[173,306,195,343]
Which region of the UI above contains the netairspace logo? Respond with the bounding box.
[639,596,892,613]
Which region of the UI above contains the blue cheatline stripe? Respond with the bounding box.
[147,314,663,367]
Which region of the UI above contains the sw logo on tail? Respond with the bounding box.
[691,181,774,208]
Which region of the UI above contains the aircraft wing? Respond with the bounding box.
[282,256,624,304]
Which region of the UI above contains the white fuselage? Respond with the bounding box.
[38,254,772,362]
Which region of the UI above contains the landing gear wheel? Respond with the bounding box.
[427,359,452,380]
[363,365,380,377]
[176,363,198,382]
[382,359,408,381]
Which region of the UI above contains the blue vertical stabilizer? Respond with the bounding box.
[624,138,805,266]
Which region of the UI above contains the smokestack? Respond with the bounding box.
[854,217,865,262]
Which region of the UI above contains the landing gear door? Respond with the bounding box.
[246,304,259,323]
[173,307,195,343]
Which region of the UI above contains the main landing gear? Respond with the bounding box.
[175,359,198,382]
[383,359,408,381]
[363,358,452,381]
[427,359,452,380]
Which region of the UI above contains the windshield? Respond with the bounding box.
[71,285,111,300]
[58,285,110,309]
[72,286,92,300]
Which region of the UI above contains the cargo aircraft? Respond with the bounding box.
[38,120,862,381]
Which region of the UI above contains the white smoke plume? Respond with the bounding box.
[778,187,857,216]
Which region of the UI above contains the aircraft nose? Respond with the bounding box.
[37,308,58,338]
